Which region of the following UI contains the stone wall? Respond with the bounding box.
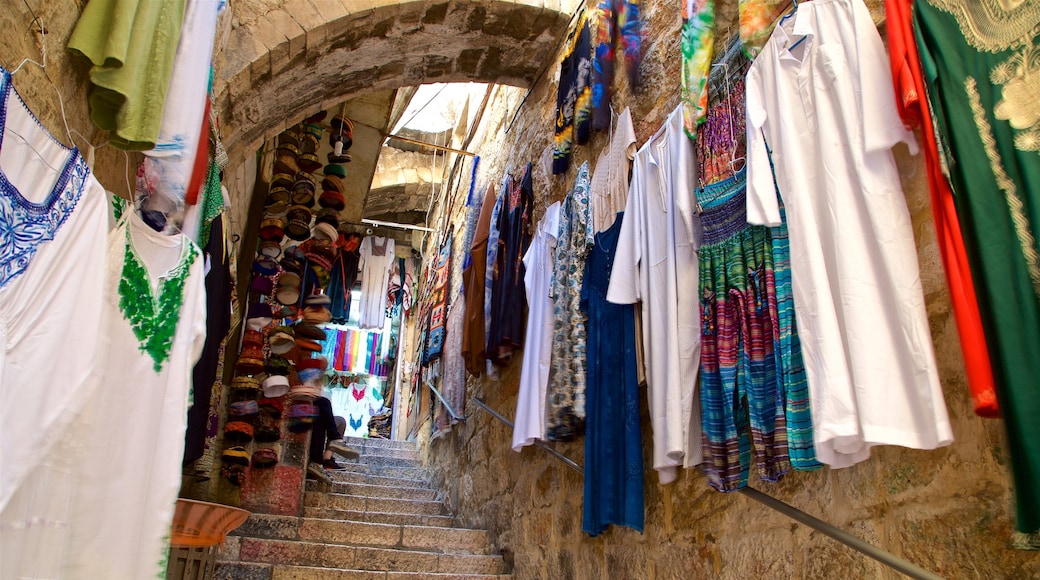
[421,1,1040,578]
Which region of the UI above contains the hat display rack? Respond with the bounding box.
[219,110,356,487]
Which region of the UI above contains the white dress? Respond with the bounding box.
[0,67,110,579]
[590,107,637,234]
[358,236,395,329]
[513,201,561,451]
[745,0,952,468]
[607,105,703,484]
[65,209,206,579]
[330,380,387,438]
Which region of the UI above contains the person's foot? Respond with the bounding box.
[306,461,333,485]
[327,439,360,460]
[322,457,348,471]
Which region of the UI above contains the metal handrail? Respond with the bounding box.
[471,398,583,475]
[472,397,943,580]
[428,381,465,423]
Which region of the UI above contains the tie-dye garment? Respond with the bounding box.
[681,0,716,139]
[554,19,593,173]
[739,0,788,58]
[591,0,643,132]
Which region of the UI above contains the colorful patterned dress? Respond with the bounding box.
[681,0,715,139]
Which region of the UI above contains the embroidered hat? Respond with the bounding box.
[323,163,346,178]
[261,374,290,397]
[220,463,247,487]
[278,131,300,150]
[249,275,273,295]
[304,294,332,307]
[291,175,316,206]
[221,446,251,466]
[296,356,328,372]
[268,327,296,354]
[318,188,346,212]
[279,255,304,276]
[271,172,294,189]
[258,240,282,259]
[273,152,299,175]
[327,151,352,164]
[231,375,261,392]
[224,421,255,443]
[258,217,286,242]
[302,306,332,325]
[229,399,259,419]
[294,324,327,341]
[267,187,290,206]
[255,423,281,443]
[312,221,338,242]
[297,152,322,174]
[288,402,317,433]
[320,173,344,195]
[285,206,313,241]
[289,383,322,401]
[295,339,322,353]
[278,271,301,289]
[258,397,284,418]
[265,356,291,376]
[252,448,279,468]
[315,208,340,228]
[275,287,300,308]
[252,257,280,277]
[235,348,265,375]
[246,317,272,332]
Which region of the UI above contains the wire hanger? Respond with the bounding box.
[9,4,75,148]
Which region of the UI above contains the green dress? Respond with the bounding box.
[914,0,1040,548]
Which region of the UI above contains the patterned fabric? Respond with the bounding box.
[697,170,789,492]
[484,178,506,356]
[547,162,594,440]
[424,231,452,364]
[696,77,748,187]
[487,166,534,365]
[681,0,716,139]
[0,155,89,289]
[618,0,643,88]
[739,0,788,58]
[554,18,593,174]
[198,159,224,248]
[574,18,594,146]
[591,0,616,132]
[461,157,483,270]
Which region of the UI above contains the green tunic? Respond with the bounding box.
[67,0,187,151]
[914,0,1040,547]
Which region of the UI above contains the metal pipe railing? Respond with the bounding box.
[428,381,465,423]
[471,397,943,580]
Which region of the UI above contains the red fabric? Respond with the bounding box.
[885,0,997,417]
[184,97,211,205]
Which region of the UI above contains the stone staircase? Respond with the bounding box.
[214,437,511,579]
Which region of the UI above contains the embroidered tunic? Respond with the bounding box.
[746,0,953,469]
[358,236,395,330]
[913,0,1040,545]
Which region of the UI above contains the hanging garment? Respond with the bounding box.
[582,210,645,535]
[590,107,638,234]
[67,0,188,150]
[462,183,497,376]
[358,235,395,329]
[607,105,702,484]
[184,214,232,465]
[487,165,534,366]
[884,0,997,417]
[696,170,789,492]
[553,18,593,174]
[745,0,953,470]
[65,209,206,579]
[739,0,788,58]
[424,231,453,364]
[591,0,617,132]
[912,0,1040,547]
[442,297,467,422]
[680,0,716,139]
[0,69,110,579]
[514,202,562,451]
[483,178,506,369]
[546,162,594,441]
[330,381,386,438]
[329,245,361,325]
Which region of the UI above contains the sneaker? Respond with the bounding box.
[306,461,333,485]
[327,439,360,460]
[322,458,348,471]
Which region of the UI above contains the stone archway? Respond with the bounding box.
[213,0,573,168]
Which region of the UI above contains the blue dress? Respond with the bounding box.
[581,213,644,536]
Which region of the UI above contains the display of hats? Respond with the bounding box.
[304,111,327,124]
[318,188,346,212]
[258,240,282,259]
[275,284,300,307]
[297,152,321,174]
[327,151,352,164]
[268,326,296,354]
[279,131,301,149]
[261,374,290,397]
[258,397,284,418]
[252,257,280,277]
[271,172,294,189]
[249,275,273,295]
[229,399,259,419]
[294,323,327,341]
[289,383,322,401]
[252,448,279,468]
[320,173,344,194]
[236,347,265,374]
[231,375,261,393]
[304,294,332,307]
[267,187,291,206]
[302,306,332,325]
[312,221,338,242]
[323,163,346,178]
[295,338,322,353]
[255,423,281,443]
[273,151,299,175]
[224,421,255,443]
[221,446,251,466]
[297,356,328,372]
[271,303,296,319]
[291,175,316,206]
[265,356,291,376]
[329,115,354,149]
[279,255,304,276]
[221,463,247,486]
[246,317,272,332]
[248,303,274,319]
[314,208,340,228]
[288,402,318,433]
[285,205,313,241]
[296,368,323,385]
[258,216,286,242]
[279,270,301,289]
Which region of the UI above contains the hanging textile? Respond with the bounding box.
[680,0,715,139]
[590,106,637,233]
[487,164,534,366]
[546,162,594,441]
[739,0,788,58]
[591,0,616,131]
[65,209,206,579]
[463,183,497,376]
[329,233,362,324]
[607,105,703,485]
[358,235,395,329]
[67,0,189,150]
[884,0,997,417]
[912,0,1040,547]
[746,0,953,470]
[0,68,111,579]
[553,17,593,174]
[514,202,562,451]
[483,177,506,370]
[330,380,386,438]
[424,230,453,364]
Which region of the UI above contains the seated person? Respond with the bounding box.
[307,396,360,483]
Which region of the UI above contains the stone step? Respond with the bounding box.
[325,470,430,489]
[344,437,417,453]
[356,454,423,468]
[230,514,490,554]
[214,561,511,579]
[303,506,455,528]
[336,463,429,480]
[237,538,506,574]
[328,481,438,501]
[305,491,447,516]
[358,447,420,461]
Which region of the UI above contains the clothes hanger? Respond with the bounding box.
[784,0,811,53]
[9,6,75,148]
[723,65,746,174]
